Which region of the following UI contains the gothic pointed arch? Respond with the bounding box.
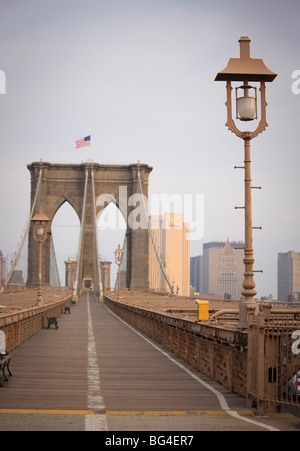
[27,161,152,290]
[49,196,81,223]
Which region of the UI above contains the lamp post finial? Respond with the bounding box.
[239,36,251,59]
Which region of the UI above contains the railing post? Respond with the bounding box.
[257,312,265,415]
[246,311,254,408]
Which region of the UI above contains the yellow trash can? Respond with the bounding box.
[196,301,209,321]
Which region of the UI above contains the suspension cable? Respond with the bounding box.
[5,168,43,289]
[74,168,89,299]
[137,169,174,294]
[91,168,103,303]
[49,234,61,287]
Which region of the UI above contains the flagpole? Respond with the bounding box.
[89,142,91,162]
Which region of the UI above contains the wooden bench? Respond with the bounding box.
[46,313,58,329]
[0,331,12,387]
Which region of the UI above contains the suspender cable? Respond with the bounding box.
[91,169,103,303]
[74,168,89,300]
[49,234,61,287]
[5,168,43,289]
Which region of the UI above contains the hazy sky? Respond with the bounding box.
[0,0,299,295]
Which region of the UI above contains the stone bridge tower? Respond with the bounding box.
[27,161,152,292]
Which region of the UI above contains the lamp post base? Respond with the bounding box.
[36,295,43,306]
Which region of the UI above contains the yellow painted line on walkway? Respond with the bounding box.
[0,408,253,417]
[105,410,254,416]
[0,409,95,416]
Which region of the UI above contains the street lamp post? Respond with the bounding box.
[114,244,124,299]
[215,37,277,328]
[31,206,51,306]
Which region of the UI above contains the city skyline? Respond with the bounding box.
[0,0,299,297]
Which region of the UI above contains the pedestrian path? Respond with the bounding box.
[0,292,293,431]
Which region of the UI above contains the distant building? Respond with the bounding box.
[217,240,240,300]
[203,239,244,300]
[278,251,300,302]
[149,213,190,296]
[9,270,24,285]
[190,255,203,294]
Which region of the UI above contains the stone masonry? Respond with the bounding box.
[27,162,152,291]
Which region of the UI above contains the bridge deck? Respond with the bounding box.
[0,292,270,430]
[0,292,246,412]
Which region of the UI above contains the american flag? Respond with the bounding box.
[76,135,91,148]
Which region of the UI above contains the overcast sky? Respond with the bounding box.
[0,0,299,296]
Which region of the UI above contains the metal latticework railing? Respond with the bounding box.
[248,311,300,414]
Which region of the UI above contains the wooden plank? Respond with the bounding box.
[0,292,247,414]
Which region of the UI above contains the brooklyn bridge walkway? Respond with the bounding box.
[0,293,291,431]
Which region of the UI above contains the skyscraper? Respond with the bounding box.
[190,255,203,294]
[278,251,300,301]
[149,213,190,296]
[217,240,239,299]
[203,239,244,300]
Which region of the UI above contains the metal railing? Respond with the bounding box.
[248,312,300,414]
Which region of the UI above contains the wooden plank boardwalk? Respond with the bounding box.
[1,292,286,430]
[0,292,247,412]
